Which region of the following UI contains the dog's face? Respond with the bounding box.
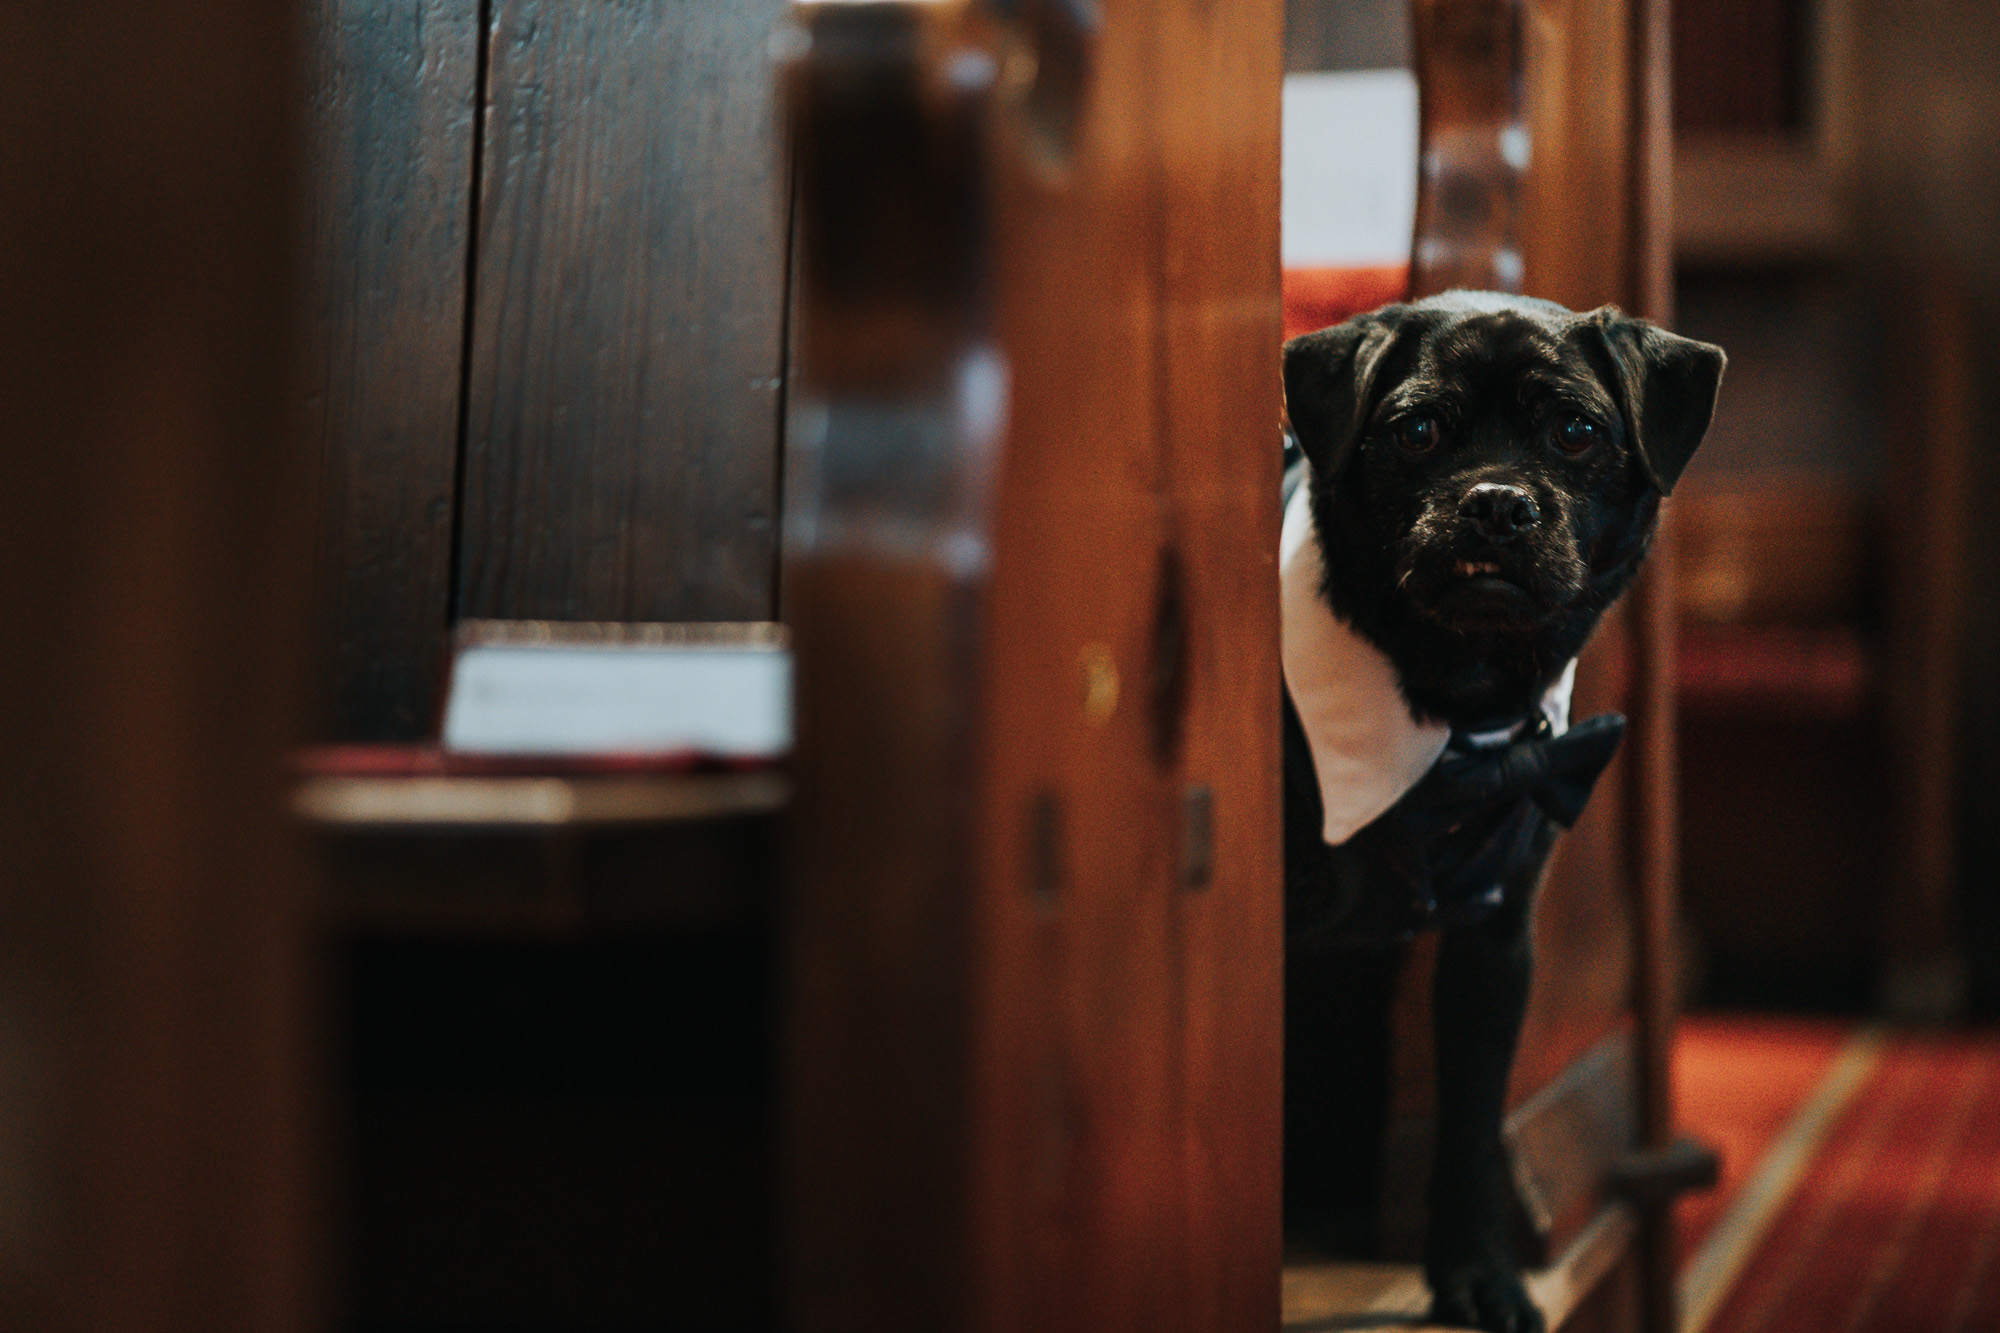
[1286,292,1725,720]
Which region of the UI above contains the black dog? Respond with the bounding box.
[1280,291,1724,1333]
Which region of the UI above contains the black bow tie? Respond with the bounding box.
[1415,712,1628,830]
[1285,710,1629,949]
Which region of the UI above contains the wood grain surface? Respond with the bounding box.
[784,2,1282,1329]
[305,0,480,740]
[1151,2,1286,1327]
[457,0,791,624]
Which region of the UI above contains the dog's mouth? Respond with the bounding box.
[1449,557,1530,595]
[1414,550,1552,630]
[1398,511,1590,632]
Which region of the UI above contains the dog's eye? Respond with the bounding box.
[1554,416,1601,455]
[1395,416,1440,456]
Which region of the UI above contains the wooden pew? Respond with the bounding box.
[305,0,1284,1327]
[300,0,1698,1327]
[304,2,796,1325]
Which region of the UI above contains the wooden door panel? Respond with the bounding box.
[306,0,480,740]
[458,0,790,623]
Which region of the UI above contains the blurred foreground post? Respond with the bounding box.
[0,5,315,1329]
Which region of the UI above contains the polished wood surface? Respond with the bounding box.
[307,2,792,739]
[784,2,1282,1329]
[781,11,999,1323]
[457,0,790,625]
[306,0,478,741]
[1153,5,1287,1326]
[1521,0,1635,317]
[0,4,314,1326]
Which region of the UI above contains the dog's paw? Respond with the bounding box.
[1427,1266,1546,1333]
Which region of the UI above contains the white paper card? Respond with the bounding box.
[442,642,792,758]
[1282,70,1421,269]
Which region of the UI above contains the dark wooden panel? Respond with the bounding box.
[1154,0,1286,1327]
[1850,0,2000,1020]
[1671,0,1808,136]
[1877,274,1972,1018]
[306,0,480,740]
[1676,485,1875,627]
[459,0,790,623]
[0,2,313,1326]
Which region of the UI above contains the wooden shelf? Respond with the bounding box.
[1283,1203,1636,1332]
[294,770,788,831]
[294,764,786,934]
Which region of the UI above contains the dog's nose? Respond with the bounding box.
[1461,483,1541,541]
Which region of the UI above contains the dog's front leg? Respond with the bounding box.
[1425,891,1543,1333]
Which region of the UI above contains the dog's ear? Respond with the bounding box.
[1586,307,1726,495]
[1283,307,1415,479]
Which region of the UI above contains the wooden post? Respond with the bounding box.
[1878,272,1972,1021]
[1624,1,1686,1329]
